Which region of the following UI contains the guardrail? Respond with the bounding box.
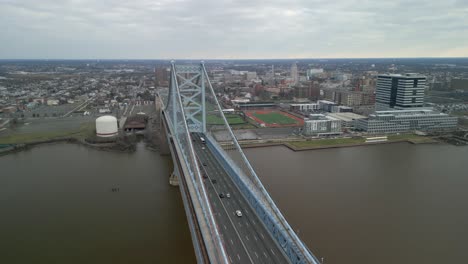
[201,64,320,264]
[164,63,229,264]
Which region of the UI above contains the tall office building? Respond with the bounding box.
[375,73,426,110]
[155,67,169,87]
[291,62,299,86]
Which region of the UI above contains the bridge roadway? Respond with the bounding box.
[192,133,290,264]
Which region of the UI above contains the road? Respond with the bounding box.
[192,133,290,264]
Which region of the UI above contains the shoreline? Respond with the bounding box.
[0,134,446,156]
[0,137,139,156]
[237,137,440,151]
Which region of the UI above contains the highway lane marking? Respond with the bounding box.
[253,220,256,225]
[254,235,258,241]
[260,233,265,239]
[246,222,249,227]
[224,225,227,230]
[197,140,255,264]
[271,248,276,256]
[238,222,242,227]
[263,252,268,258]
[229,255,233,263]
[254,252,259,258]
[245,235,249,241]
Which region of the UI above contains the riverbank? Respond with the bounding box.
[237,134,439,151]
[0,119,165,156]
[1,126,441,156]
[0,122,94,144]
[0,138,77,156]
[0,136,141,156]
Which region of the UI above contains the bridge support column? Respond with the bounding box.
[169,171,179,186]
[159,111,171,155]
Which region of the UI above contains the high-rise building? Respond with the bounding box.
[307,68,324,80]
[155,67,169,87]
[291,62,299,86]
[293,81,320,100]
[375,73,426,110]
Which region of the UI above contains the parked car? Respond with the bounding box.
[235,210,242,217]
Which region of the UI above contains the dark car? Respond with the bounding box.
[203,162,207,166]
[202,174,208,179]
[219,193,225,198]
[211,179,217,184]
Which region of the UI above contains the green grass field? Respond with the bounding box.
[0,122,94,144]
[196,113,246,125]
[288,134,436,149]
[387,134,437,143]
[252,112,297,125]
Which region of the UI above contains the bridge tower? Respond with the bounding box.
[168,61,207,133]
[162,61,321,264]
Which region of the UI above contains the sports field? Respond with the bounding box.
[196,113,246,125]
[206,114,245,125]
[245,110,303,127]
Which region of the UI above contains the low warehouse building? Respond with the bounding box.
[124,115,148,132]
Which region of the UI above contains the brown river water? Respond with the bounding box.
[1,142,467,264]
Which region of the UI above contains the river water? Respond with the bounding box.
[0,142,195,264]
[0,142,467,264]
[245,143,468,264]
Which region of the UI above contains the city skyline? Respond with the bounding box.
[1,0,468,59]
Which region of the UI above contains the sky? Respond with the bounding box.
[1,0,468,59]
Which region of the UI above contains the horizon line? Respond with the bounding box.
[1,56,468,61]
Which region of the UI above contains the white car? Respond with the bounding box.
[226,193,231,198]
[235,210,242,217]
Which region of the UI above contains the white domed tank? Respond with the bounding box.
[96,115,118,137]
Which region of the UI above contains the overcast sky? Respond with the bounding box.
[1,0,467,59]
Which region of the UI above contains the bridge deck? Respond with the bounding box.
[193,133,290,264]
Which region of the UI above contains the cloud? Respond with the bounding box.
[0,0,467,59]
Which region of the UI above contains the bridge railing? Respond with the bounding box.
[201,64,321,264]
[164,63,229,264]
